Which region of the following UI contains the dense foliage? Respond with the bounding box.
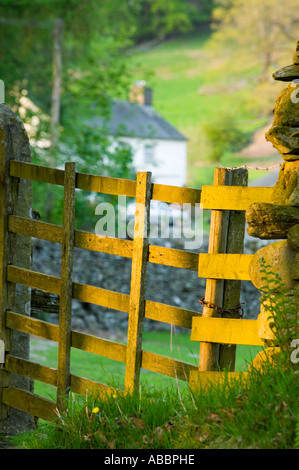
[0,0,214,113]
[0,1,215,226]
[210,0,299,78]
[0,1,140,225]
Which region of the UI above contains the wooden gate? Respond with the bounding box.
[0,149,273,422]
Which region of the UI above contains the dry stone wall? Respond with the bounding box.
[246,41,299,346]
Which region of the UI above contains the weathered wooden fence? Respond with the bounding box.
[0,151,274,422]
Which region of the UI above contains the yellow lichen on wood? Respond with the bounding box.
[2,387,57,422]
[247,347,280,372]
[198,253,252,280]
[189,370,248,392]
[191,317,264,346]
[57,162,76,405]
[201,186,273,211]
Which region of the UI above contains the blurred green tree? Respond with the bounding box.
[210,0,299,79]
[0,1,138,227]
[130,0,213,43]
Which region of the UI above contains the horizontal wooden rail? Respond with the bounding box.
[6,312,197,383]
[7,265,129,311]
[198,253,253,280]
[3,381,114,422]
[6,312,197,377]
[8,215,133,257]
[70,375,115,397]
[10,161,202,204]
[9,218,256,280]
[149,245,198,271]
[9,215,200,270]
[191,317,264,346]
[6,312,126,362]
[141,350,197,382]
[7,266,200,328]
[189,370,248,391]
[6,312,60,342]
[151,183,201,205]
[2,387,58,422]
[73,282,130,312]
[10,161,274,210]
[71,329,127,363]
[6,355,58,387]
[7,265,61,295]
[8,253,253,291]
[145,300,201,329]
[76,172,136,197]
[9,216,62,243]
[75,230,133,258]
[10,161,137,196]
[5,355,115,399]
[10,161,65,185]
[201,185,273,211]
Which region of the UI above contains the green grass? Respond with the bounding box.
[13,354,299,449]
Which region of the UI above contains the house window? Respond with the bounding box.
[144,144,155,165]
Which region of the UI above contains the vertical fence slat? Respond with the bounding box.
[218,168,248,371]
[57,162,76,406]
[198,168,232,371]
[124,171,152,393]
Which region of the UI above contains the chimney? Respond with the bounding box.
[129,81,152,106]
[144,87,152,106]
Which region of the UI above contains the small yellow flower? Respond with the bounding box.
[92,406,100,414]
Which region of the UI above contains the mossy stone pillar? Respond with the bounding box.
[0,104,35,434]
[246,41,299,352]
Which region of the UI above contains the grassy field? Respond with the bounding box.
[131,32,284,188]
[30,330,262,401]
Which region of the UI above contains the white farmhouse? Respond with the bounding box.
[99,84,188,187]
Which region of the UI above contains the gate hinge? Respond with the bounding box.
[0,340,5,365]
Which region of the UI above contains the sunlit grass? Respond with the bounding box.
[14,352,298,449]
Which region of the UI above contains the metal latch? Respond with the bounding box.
[0,340,5,365]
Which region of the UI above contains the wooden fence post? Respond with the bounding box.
[0,105,33,431]
[124,171,152,393]
[199,168,232,371]
[218,168,248,371]
[57,162,76,407]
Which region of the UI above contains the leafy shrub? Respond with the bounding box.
[202,114,251,163]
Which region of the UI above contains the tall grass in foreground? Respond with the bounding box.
[13,360,298,449]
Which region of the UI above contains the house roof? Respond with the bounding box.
[91,100,187,142]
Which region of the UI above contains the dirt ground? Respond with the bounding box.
[241,123,279,160]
